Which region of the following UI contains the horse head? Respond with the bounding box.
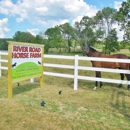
[82,44,90,56]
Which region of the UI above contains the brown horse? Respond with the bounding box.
[83,44,130,90]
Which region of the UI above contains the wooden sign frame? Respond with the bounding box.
[7,41,44,98]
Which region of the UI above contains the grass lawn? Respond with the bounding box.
[0,49,130,130]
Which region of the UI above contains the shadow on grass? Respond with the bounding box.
[78,79,120,90]
[110,89,130,120]
[13,83,39,96]
[78,80,94,90]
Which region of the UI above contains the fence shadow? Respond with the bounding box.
[110,89,130,119]
[13,83,39,96]
[78,80,94,90]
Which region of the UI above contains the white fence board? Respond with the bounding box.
[44,63,74,69]
[78,56,130,63]
[0,51,8,55]
[78,66,130,74]
[44,55,74,59]
[0,66,8,70]
[78,75,130,84]
[0,59,8,63]
[44,72,74,78]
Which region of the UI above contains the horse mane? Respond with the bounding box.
[89,46,101,53]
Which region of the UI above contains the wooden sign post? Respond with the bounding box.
[7,41,44,98]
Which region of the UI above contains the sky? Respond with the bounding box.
[0,0,124,39]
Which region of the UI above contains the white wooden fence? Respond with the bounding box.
[0,50,130,90]
[0,51,8,76]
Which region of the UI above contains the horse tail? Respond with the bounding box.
[128,56,130,69]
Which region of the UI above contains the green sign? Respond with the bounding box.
[12,44,43,81]
[12,62,42,80]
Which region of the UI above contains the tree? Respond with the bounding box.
[0,38,12,50]
[80,16,96,45]
[103,28,119,54]
[45,26,63,52]
[35,34,44,44]
[59,23,75,53]
[94,28,105,43]
[93,15,105,44]
[94,7,117,53]
[95,7,117,35]
[116,0,130,43]
[73,21,82,42]
[72,21,83,52]
[13,31,35,43]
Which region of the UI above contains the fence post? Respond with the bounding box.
[30,78,34,83]
[74,55,78,90]
[0,52,1,76]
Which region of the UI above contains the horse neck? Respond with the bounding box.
[87,51,101,57]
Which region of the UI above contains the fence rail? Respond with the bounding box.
[0,51,8,76]
[0,51,130,90]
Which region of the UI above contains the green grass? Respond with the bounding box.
[0,50,130,130]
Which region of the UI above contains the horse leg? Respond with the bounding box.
[118,73,124,88]
[94,71,101,90]
[99,72,103,88]
[125,74,130,90]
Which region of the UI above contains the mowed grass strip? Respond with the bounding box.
[0,51,130,130]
